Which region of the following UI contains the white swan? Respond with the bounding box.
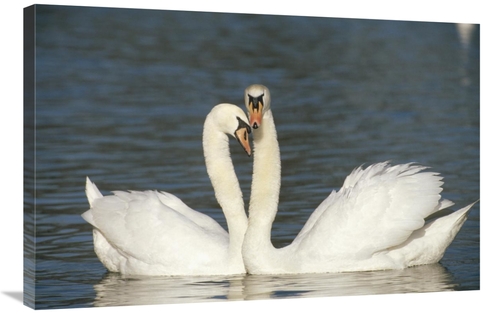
[242,84,477,274]
[82,103,252,276]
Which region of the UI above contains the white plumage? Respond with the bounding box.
[82,104,251,276]
[242,84,476,274]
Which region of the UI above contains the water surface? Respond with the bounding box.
[26,5,479,309]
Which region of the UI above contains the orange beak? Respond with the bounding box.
[248,100,263,129]
[234,122,252,157]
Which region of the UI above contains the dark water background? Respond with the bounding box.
[26,5,479,309]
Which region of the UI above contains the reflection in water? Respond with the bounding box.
[93,273,246,306]
[93,263,455,306]
[456,23,476,49]
[455,23,477,87]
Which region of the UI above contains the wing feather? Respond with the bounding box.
[294,162,445,260]
[82,185,228,268]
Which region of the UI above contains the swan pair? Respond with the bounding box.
[82,84,476,276]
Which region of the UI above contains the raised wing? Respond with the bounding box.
[293,162,446,260]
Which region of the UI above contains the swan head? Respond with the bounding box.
[208,103,252,156]
[244,84,270,129]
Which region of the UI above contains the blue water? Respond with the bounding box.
[26,5,479,309]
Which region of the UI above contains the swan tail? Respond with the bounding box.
[437,200,477,228]
[85,177,103,207]
[421,200,477,264]
[391,200,478,267]
[82,177,104,227]
[426,200,477,228]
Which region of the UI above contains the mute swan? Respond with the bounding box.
[82,104,252,276]
[242,84,477,274]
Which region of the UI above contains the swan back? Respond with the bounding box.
[83,187,231,275]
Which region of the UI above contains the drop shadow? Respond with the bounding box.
[2,291,24,304]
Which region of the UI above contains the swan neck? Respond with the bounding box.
[202,116,248,258]
[246,109,281,249]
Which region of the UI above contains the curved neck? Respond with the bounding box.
[202,116,248,260]
[244,110,281,263]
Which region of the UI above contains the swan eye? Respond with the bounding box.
[236,117,251,134]
[234,117,252,141]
